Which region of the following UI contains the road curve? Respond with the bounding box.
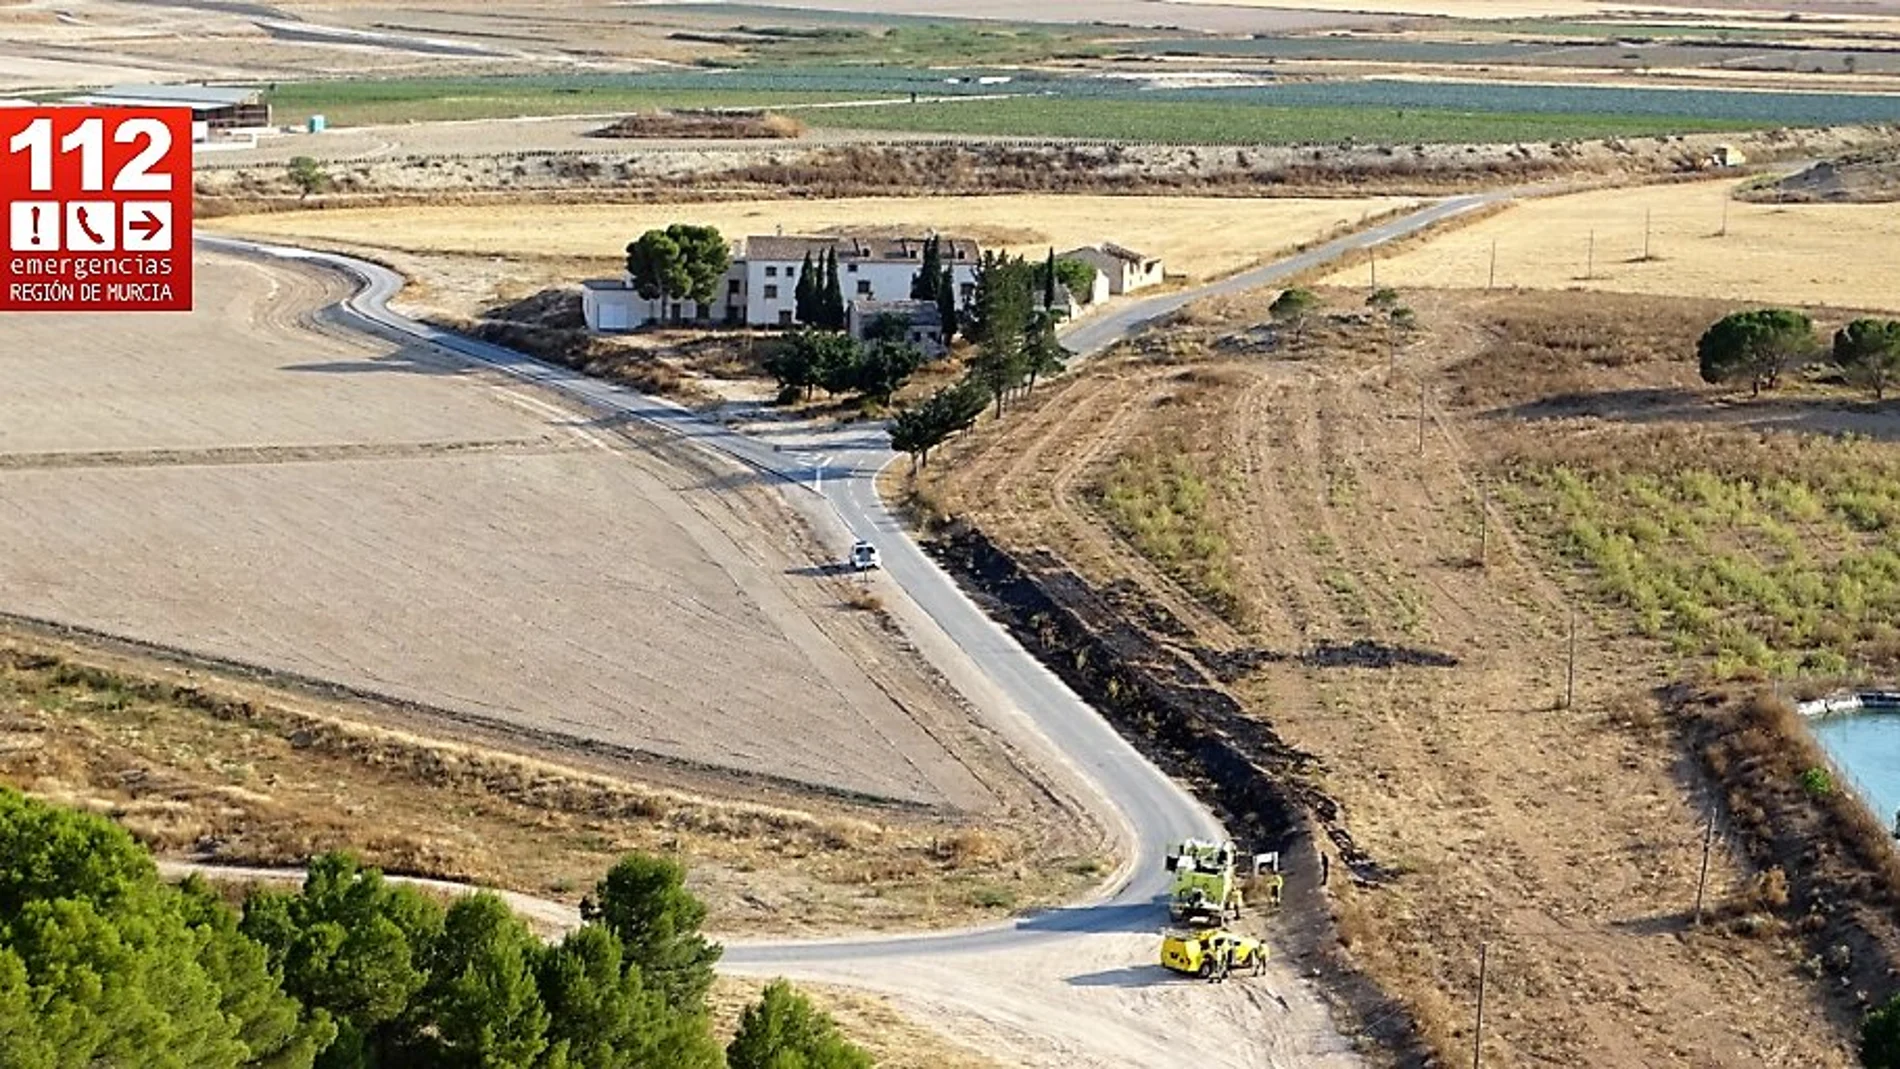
[194,191,1507,964]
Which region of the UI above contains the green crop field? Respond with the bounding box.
[797,97,1760,144]
[265,80,860,126]
[730,23,1110,66]
[1508,434,1900,678]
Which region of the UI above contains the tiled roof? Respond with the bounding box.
[743,234,980,264]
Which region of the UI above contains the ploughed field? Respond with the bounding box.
[0,252,1007,810]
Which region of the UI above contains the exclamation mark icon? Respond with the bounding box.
[9,201,59,251]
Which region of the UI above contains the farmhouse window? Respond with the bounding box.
[856,280,871,296]
[728,279,740,295]
[765,266,778,277]
[764,284,779,299]
[778,310,793,326]
[846,263,857,273]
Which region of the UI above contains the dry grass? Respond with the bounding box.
[1321,176,1900,313]
[202,194,1422,281]
[920,282,1871,1066]
[0,635,1103,938]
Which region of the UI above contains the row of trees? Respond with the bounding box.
[0,788,868,1069]
[765,329,922,406]
[1697,309,1900,400]
[888,250,1069,468]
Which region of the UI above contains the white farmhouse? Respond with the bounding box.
[582,233,983,332]
[1059,243,1164,295]
[734,234,980,327]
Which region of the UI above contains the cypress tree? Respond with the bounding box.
[1043,247,1058,310]
[822,249,845,331]
[911,236,941,300]
[937,263,957,343]
[793,251,816,325]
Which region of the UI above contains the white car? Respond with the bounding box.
[849,540,880,571]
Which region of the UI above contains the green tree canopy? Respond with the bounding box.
[579,855,721,1015]
[889,379,987,469]
[0,789,327,1069]
[240,852,444,1063]
[821,249,846,331]
[911,235,942,301]
[967,252,1037,415]
[1834,317,1900,401]
[1697,308,1815,395]
[794,251,818,326]
[856,340,923,406]
[537,926,721,1069]
[625,230,687,303]
[1865,992,1900,1069]
[624,225,730,311]
[1269,287,1321,339]
[937,264,958,343]
[726,980,872,1069]
[413,894,549,1067]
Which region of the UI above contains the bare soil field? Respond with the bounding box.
[1320,174,1900,312]
[913,283,1880,1065]
[0,634,1099,937]
[204,194,1422,281]
[0,253,1082,826]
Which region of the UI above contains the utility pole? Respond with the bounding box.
[1418,383,1427,454]
[1643,208,1652,261]
[1586,229,1596,280]
[1472,942,1488,1069]
[1478,483,1488,569]
[1487,238,1498,290]
[1370,249,1378,293]
[1565,608,1577,709]
[1693,804,1716,926]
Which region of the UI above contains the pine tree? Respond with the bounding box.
[794,251,817,326]
[416,894,549,1067]
[727,981,871,1069]
[580,855,722,1015]
[537,926,721,1069]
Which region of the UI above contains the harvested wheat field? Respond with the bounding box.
[0,252,1052,816]
[205,195,1421,281]
[1323,176,1900,313]
[915,284,1879,1065]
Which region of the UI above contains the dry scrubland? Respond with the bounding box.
[1322,176,1900,313]
[0,252,1101,910]
[204,195,1422,281]
[917,283,1890,1064]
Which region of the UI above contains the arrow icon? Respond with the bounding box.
[128,209,164,243]
[120,202,173,252]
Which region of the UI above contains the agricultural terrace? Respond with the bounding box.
[258,70,1900,142]
[205,195,1421,282]
[1321,177,1900,313]
[794,98,1758,144]
[913,281,1900,1065]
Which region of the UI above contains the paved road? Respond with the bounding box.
[196,191,1508,964]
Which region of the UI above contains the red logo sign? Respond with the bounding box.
[1,107,193,312]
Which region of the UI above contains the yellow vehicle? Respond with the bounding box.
[1159,927,1268,979]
